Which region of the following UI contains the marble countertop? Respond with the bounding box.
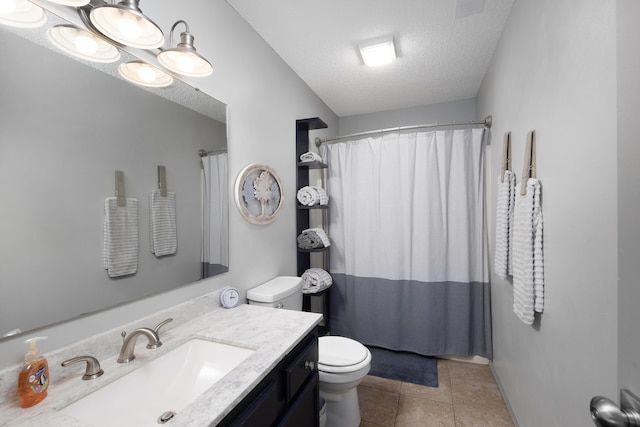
[0,302,322,427]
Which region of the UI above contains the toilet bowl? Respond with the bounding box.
[317,335,371,427]
[247,276,371,427]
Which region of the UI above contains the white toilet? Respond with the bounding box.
[247,276,371,427]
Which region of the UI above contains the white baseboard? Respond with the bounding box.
[440,355,490,365]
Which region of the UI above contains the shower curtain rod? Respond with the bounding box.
[315,115,492,146]
[198,148,227,157]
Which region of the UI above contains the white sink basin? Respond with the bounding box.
[60,339,254,427]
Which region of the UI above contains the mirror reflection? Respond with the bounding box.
[0,9,228,341]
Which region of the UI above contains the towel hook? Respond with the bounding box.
[115,170,126,206]
[520,131,536,195]
[500,131,512,183]
[157,166,167,197]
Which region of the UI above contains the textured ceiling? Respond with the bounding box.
[227,0,514,117]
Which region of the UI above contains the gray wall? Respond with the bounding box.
[617,0,640,394]
[0,0,337,369]
[338,98,476,135]
[476,1,618,425]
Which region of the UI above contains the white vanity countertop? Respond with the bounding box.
[0,304,322,427]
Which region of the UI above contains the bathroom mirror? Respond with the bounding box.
[0,8,228,341]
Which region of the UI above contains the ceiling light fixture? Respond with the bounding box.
[48,25,121,63]
[157,20,212,77]
[359,36,396,67]
[89,0,164,49]
[118,60,173,87]
[0,0,46,28]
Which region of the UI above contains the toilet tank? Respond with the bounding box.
[246,276,303,310]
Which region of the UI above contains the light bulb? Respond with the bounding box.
[0,0,16,14]
[74,34,98,55]
[137,65,155,83]
[117,16,141,40]
[176,55,195,72]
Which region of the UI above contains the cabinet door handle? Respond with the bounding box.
[304,361,315,371]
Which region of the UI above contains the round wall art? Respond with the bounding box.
[234,163,283,225]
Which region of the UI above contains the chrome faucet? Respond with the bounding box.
[61,355,104,380]
[117,327,161,363]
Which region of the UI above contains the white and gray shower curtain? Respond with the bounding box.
[323,128,491,358]
[201,152,229,277]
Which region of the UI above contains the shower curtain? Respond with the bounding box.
[201,152,229,278]
[322,128,491,358]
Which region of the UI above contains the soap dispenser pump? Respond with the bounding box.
[17,336,49,408]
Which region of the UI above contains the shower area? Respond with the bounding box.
[302,116,493,359]
[201,149,229,278]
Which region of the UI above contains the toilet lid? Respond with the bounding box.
[319,336,369,367]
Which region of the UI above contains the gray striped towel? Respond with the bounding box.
[103,197,139,278]
[302,268,333,294]
[297,228,331,249]
[149,190,177,257]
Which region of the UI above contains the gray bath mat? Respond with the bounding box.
[367,346,438,388]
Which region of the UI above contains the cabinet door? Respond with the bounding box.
[276,372,319,427]
[285,334,318,402]
[226,380,279,427]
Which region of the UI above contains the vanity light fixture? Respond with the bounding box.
[0,0,46,28]
[45,0,90,6]
[359,36,396,67]
[89,0,164,49]
[118,60,173,87]
[48,25,120,63]
[157,20,212,77]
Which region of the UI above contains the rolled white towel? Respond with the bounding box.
[302,268,333,294]
[297,186,318,206]
[297,186,329,206]
[299,151,323,163]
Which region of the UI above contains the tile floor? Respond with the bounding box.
[357,359,514,426]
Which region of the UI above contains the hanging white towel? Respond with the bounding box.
[512,178,544,324]
[103,197,139,278]
[149,189,177,257]
[494,170,516,279]
[302,268,333,294]
[299,151,323,163]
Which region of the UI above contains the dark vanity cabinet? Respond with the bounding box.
[218,329,319,427]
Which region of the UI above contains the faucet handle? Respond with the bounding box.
[146,318,173,349]
[61,356,104,380]
[152,318,173,334]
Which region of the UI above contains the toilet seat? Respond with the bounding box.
[318,336,371,374]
